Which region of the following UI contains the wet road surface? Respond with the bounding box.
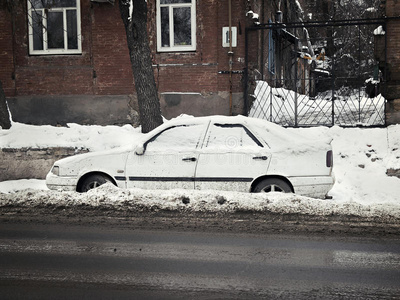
[0,223,400,299]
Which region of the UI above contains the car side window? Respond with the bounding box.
[145,124,205,152]
[204,124,263,149]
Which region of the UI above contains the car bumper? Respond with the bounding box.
[290,176,334,199]
[46,172,78,191]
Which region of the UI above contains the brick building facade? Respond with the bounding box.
[3,1,394,127]
[379,0,400,124]
[0,0,257,126]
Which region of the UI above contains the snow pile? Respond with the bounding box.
[289,126,400,206]
[1,183,399,221]
[387,125,400,170]
[0,122,141,151]
[0,179,47,194]
[374,25,385,36]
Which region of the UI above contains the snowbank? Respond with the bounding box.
[0,183,399,221]
[288,126,400,206]
[0,179,47,194]
[0,122,141,152]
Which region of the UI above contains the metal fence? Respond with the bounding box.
[244,18,387,127]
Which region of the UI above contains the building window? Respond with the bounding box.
[268,20,275,74]
[156,0,196,52]
[27,0,82,55]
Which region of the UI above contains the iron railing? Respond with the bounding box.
[244,18,387,127]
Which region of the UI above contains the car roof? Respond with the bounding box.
[157,115,309,149]
[140,115,329,152]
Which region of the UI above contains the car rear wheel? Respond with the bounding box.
[80,174,110,192]
[253,178,292,193]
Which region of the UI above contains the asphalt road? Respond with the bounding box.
[1,222,400,299]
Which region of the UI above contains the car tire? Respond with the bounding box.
[253,178,292,193]
[80,174,110,192]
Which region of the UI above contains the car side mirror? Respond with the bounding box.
[135,144,145,155]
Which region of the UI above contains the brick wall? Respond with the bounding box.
[383,0,400,124]
[0,1,134,98]
[386,0,400,16]
[0,0,253,123]
[385,0,400,82]
[0,2,15,96]
[8,1,93,96]
[150,0,247,95]
[1,0,249,97]
[91,2,134,95]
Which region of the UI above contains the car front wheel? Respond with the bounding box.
[253,178,292,193]
[80,174,111,192]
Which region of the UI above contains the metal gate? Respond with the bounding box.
[244,18,387,127]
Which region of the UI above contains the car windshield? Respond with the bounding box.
[145,124,205,152]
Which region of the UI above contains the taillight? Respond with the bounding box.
[326,150,333,168]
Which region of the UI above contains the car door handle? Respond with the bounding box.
[253,156,268,160]
[182,157,197,162]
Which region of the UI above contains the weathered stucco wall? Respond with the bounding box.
[7,95,140,126]
[0,147,88,182]
[6,92,243,126]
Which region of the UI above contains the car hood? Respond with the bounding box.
[52,146,133,177]
[56,146,132,165]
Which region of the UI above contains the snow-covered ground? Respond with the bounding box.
[1,119,400,219]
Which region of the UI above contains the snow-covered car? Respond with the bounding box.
[46,115,334,198]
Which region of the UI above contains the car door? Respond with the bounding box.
[195,123,271,192]
[126,123,208,190]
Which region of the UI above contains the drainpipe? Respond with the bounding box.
[228,0,233,115]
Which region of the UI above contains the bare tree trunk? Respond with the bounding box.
[0,81,11,130]
[119,0,163,133]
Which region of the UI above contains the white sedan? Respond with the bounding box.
[46,116,334,198]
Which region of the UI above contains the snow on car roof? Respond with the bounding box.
[163,115,328,151]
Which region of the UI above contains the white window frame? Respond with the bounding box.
[156,0,196,52]
[27,0,82,55]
